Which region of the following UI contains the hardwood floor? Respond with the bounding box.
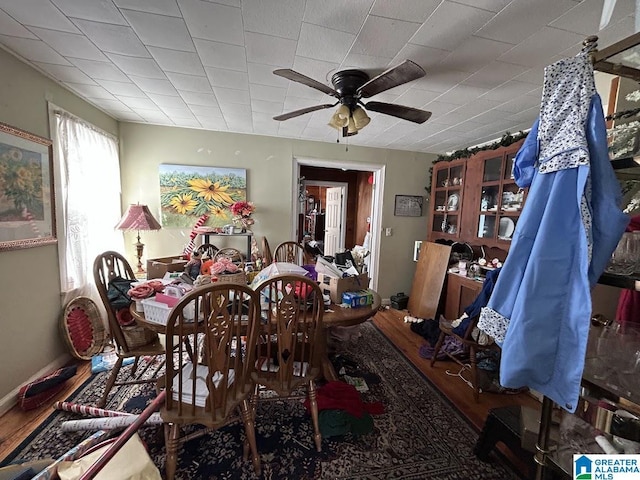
[0,308,541,477]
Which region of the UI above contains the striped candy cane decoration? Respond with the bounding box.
[54,401,133,418]
[183,214,209,256]
[22,208,41,238]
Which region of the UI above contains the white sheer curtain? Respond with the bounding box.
[52,107,124,306]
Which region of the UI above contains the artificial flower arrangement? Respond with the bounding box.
[230,201,255,229]
[201,257,241,276]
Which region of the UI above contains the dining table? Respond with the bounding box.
[130,290,382,381]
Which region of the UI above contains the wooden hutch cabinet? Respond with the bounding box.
[427,140,527,320]
[428,140,526,250]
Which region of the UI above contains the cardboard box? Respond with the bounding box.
[317,272,369,304]
[342,289,374,308]
[146,255,188,280]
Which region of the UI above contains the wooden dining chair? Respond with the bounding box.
[161,283,261,479]
[429,315,497,402]
[273,241,306,265]
[261,236,273,266]
[251,274,324,452]
[93,251,166,408]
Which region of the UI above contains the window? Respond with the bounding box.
[50,106,124,305]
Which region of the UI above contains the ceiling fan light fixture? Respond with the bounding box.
[336,104,350,121]
[328,111,348,130]
[347,116,358,134]
[352,107,370,130]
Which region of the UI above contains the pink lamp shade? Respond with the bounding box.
[115,204,162,231]
[115,205,161,275]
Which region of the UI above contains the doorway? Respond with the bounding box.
[303,181,348,257]
[292,158,385,291]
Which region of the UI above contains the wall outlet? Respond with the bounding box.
[385,227,393,236]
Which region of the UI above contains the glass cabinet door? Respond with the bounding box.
[430,161,465,239]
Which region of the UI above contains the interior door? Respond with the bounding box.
[324,186,343,257]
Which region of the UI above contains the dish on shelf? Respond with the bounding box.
[447,193,460,211]
[436,205,446,211]
[498,217,515,238]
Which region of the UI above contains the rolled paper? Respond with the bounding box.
[54,401,133,418]
[31,429,111,480]
[60,412,163,432]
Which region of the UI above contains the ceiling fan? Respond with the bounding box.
[272,60,432,136]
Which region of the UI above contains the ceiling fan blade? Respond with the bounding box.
[364,101,432,124]
[357,60,426,98]
[273,103,335,121]
[273,69,337,97]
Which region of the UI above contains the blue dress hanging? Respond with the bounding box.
[477,54,629,412]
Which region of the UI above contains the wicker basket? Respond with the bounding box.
[215,271,247,285]
[61,297,107,360]
[121,323,157,349]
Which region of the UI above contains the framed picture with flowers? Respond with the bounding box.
[0,122,56,252]
[159,164,247,228]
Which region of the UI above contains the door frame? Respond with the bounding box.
[304,180,348,253]
[292,157,385,291]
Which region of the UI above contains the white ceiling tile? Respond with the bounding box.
[159,106,195,119]
[251,99,284,115]
[165,71,212,92]
[297,23,355,64]
[194,38,246,71]
[95,79,146,97]
[461,61,530,89]
[121,9,194,51]
[175,117,202,127]
[498,27,586,67]
[115,111,144,122]
[189,104,223,117]
[340,53,393,72]
[286,81,325,101]
[422,100,461,116]
[113,0,182,17]
[394,88,441,108]
[283,95,320,112]
[220,103,250,117]
[413,69,471,93]
[351,16,420,58]
[411,2,494,52]
[278,121,308,137]
[450,0,511,13]
[439,36,514,73]
[370,0,440,23]
[146,92,186,107]
[475,0,578,45]
[179,0,243,45]
[197,115,228,130]
[68,57,130,81]
[245,32,297,67]
[115,96,158,109]
[550,0,631,35]
[292,56,339,85]
[130,76,179,96]
[137,108,173,123]
[436,84,489,105]
[303,0,373,34]
[390,44,450,75]
[455,98,502,118]
[28,27,108,60]
[73,19,149,56]
[106,52,165,78]
[34,62,95,83]
[594,16,636,51]
[0,0,79,32]
[242,0,304,40]
[205,67,248,89]
[0,10,38,38]
[250,83,287,103]
[51,0,127,24]
[481,80,538,102]
[214,86,250,105]
[90,98,132,111]
[65,82,116,99]
[0,35,70,64]
[247,62,291,88]
[179,90,219,106]
[147,47,205,75]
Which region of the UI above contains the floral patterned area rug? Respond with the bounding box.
[2,321,523,479]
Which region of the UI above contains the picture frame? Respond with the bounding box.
[0,123,56,251]
[394,194,423,217]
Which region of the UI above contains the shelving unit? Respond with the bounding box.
[534,33,640,480]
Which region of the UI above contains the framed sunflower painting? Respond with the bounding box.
[159,164,247,228]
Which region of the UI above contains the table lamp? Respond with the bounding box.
[115,204,162,274]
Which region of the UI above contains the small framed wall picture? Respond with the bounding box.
[394,195,423,217]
